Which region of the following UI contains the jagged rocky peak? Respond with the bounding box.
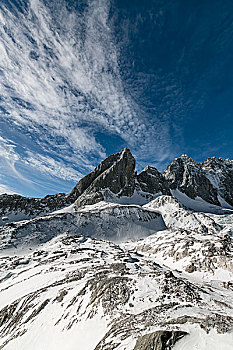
[73,148,136,208]
[72,148,135,196]
[1,149,233,224]
[163,154,220,206]
[137,165,170,195]
[162,154,199,188]
[202,156,233,169]
[201,156,233,207]
[0,192,72,226]
[178,153,197,162]
[73,149,173,209]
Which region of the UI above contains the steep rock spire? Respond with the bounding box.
[163,155,220,205]
[74,148,136,208]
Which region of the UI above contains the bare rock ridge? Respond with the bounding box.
[73,148,136,208]
[163,155,219,205]
[202,156,233,206]
[136,165,170,196]
[0,192,70,222]
[0,148,136,223]
[0,148,233,225]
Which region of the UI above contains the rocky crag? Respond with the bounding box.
[1,148,233,225]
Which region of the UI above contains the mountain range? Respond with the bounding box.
[0,149,232,349]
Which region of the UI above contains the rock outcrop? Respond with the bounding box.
[163,155,220,205]
[1,149,233,225]
[0,192,72,225]
[133,330,188,350]
[73,148,136,208]
[202,157,233,206]
[137,166,170,195]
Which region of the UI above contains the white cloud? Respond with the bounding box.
[25,152,82,181]
[0,0,170,151]
[0,184,17,195]
[0,0,174,193]
[0,136,19,161]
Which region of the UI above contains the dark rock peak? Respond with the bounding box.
[73,148,136,208]
[1,149,233,223]
[140,165,160,174]
[202,156,233,170]
[201,157,233,206]
[164,155,220,205]
[71,148,135,198]
[137,165,170,195]
[164,154,198,172]
[178,154,197,163]
[0,192,71,219]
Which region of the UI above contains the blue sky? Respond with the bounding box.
[0,0,233,197]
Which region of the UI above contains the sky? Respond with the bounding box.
[0,0,233,197]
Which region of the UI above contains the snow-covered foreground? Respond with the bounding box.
[173,328,233,350]
[0,197,232,349]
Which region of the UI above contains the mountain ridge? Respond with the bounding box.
[1,149,233,225]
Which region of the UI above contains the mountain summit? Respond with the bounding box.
[1,149,233,225]
[72,149,233,209]
[72,149,233,211]
[72,148,136,208]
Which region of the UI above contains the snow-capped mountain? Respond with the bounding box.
[0,149,233,349]
[1,148,233,227]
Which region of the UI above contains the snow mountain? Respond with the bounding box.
[1,148,233,227]
[0,148,233,349]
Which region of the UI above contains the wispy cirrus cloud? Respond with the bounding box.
[0,0,175,195]
[0,183,17,195]
[24,151,82,182]
[0,136,19,161]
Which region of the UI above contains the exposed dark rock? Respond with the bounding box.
[74,148,136,208]
[72,148,135,197]
[137,166,170,195]
[0,192,72,224]
[163,155,220,205]
[202,157,233,206]
[133,330,188,350]
[0,148,137,222]
[185,263,196,273]
[1,149,233,225]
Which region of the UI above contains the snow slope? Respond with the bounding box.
[0,228,232,350]
[0,149,233,349]
[0,201,166,251]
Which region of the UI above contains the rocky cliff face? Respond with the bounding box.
[0,192,72,225]
[73,148,136,208]
[72,151,233,210]
[163,155,220,206]
[137,165,170,195]
[1,149,233,225]
[202,157,233,206]
[0,149,136,224]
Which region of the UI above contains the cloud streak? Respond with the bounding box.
[0,183,17,195]
[0,0,174,195]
